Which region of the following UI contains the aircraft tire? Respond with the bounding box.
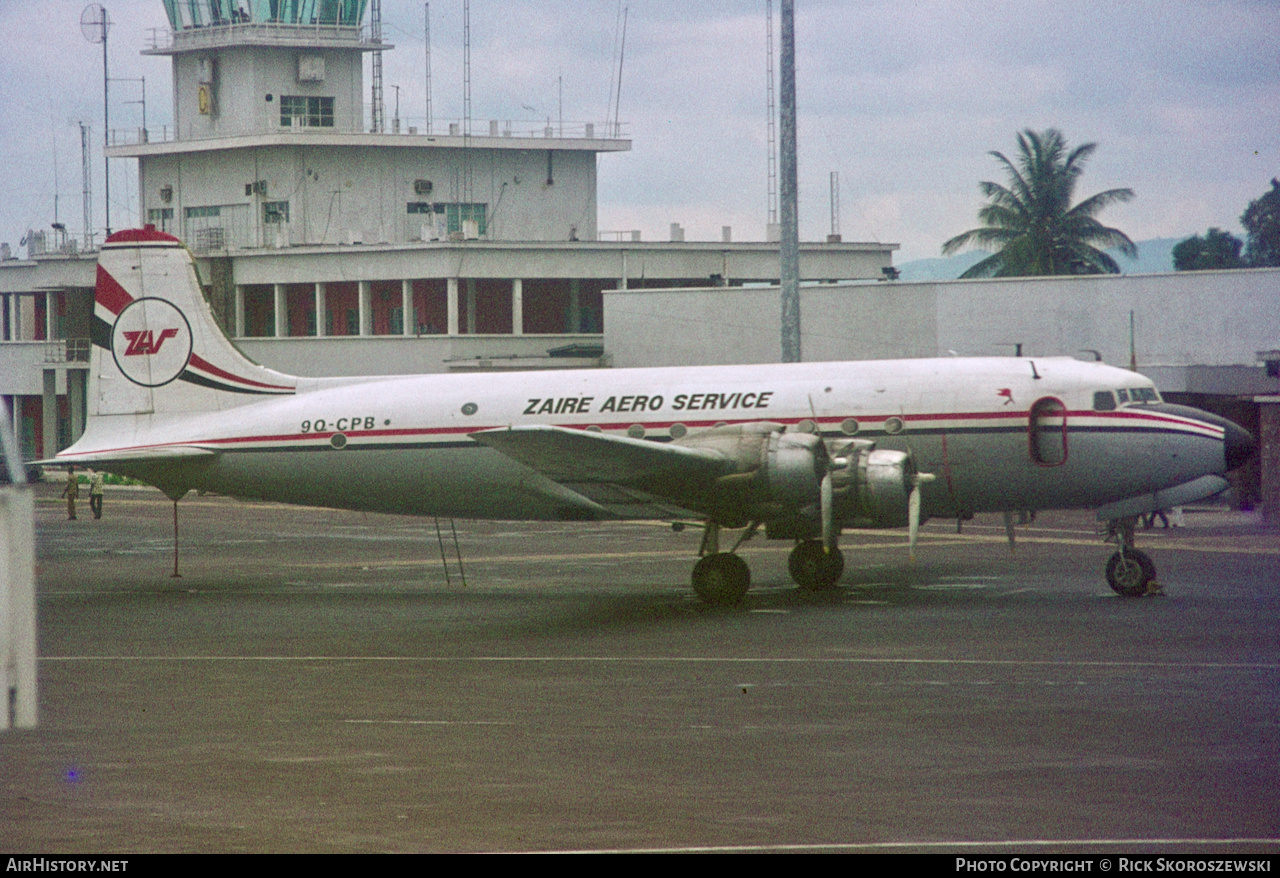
[788,540,845,591]
[1106,549,1156,597]
[692,553,750,606]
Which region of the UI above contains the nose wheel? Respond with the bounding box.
[1106,548,1157,597]
[1104,516,1160,596]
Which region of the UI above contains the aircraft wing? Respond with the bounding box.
[471,425,733,519]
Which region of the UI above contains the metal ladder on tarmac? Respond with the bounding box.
[433,517,467,588]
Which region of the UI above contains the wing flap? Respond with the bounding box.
[471,425,733,518]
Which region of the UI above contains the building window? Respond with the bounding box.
[184,205,221,219]
[263,201,290,224]
[445,203,487,237]
[280,95,334,128]
[147,207,174,232]
[406,202,434,214]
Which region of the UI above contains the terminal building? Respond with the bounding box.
[1,0,1276,520]
[0,0,893,459]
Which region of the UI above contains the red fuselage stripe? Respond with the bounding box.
[59,408,1223,458]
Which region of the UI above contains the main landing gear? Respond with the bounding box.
[1104,516,1160,597]
[691,522,752,606]
[688,523,846,606]
[788,539,845,592]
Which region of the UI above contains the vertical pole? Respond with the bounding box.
[273,283,287,337]
[103,23,111,237]
[0,396,37,729]
[1129,310,1137,371]
[171,500,181,578]
[778,0,800,363]
[402,279,414,336]
[446,277,459,335]
[424,3,432,134]
[358,280,372,336]
[234,285,245,337]
[314,282,327,337]
[511,278,523,335]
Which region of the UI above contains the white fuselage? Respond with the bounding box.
[70,355,1228,525]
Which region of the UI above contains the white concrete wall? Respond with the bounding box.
[140,144,599,247]
[604,269,1280,385]
[173,44,364,139]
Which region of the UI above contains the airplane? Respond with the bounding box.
[41,226,1256,604]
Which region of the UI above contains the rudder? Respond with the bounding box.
[90,226,296,417]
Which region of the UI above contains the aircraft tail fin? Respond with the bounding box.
[89,226,297,417]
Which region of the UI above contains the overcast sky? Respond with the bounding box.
[1,0,1277,263]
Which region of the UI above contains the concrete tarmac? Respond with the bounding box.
[3,482,1278,853]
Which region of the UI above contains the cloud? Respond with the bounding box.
[1,0,1277,262]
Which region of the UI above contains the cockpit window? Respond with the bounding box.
[1115,388,1129,403]
[1128,387,1160,403]
[1093,390,1117,411]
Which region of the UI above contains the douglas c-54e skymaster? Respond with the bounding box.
[43,227,1256,604]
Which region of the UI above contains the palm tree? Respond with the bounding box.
[943,129,1137,278]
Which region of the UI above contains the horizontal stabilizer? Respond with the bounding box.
[31,445,218,468]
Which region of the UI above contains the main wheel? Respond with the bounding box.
[1106,549,1156,597]
[788,540,845,591]
[692,553,750,606]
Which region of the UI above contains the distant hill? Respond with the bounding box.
[895,238,1180,281]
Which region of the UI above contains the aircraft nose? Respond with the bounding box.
[1224,419,1257,472]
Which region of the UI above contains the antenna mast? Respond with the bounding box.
[370,0,384,132]
[81,4,111,237]
[613,5,627,136]
[79,122,93,250]
[766,0,778,233]
[424,3,433,134]
[830,171,840,239]
[463,0,472,202]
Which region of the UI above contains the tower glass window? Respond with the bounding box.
[280,96,334,128]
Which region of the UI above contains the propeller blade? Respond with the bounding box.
[908,482,921,561]
[908,472,935,562]
[820,470,835,552]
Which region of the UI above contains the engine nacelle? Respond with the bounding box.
[828,442,916,528]
[675,423,827,531]
[673,425,919,534]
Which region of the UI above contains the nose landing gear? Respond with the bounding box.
[1104,516,1162,597]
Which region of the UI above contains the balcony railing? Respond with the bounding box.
[44,339,91,364]
[146,21,376,52]
[109,119,629,147]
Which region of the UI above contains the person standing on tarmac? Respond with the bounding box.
[61,466,79,520]
[89,470,105,519]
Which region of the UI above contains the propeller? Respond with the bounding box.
[820,470,835,552]
[907,471,936,562]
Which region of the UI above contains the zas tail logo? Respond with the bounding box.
[122,328,180,356]
[110,298,193,387]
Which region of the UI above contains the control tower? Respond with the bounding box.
[150,0,376,140]
[112,0,630,249]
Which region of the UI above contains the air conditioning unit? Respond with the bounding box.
[413,179,433,195]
